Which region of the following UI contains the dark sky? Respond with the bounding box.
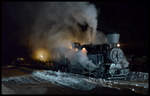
[94,1,148,56]
[2,1,149,65]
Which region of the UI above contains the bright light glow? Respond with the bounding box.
[40,55,43,58]
[117,43,120,47]
[32,48,50,62]
[81,47,87,54]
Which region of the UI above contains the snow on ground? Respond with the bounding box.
[2,69,149,94]
[32,70,97,90]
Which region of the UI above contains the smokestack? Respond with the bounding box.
[107,33,120,44]
[106,33,120,48]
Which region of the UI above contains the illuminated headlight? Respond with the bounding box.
[117,43,120,47]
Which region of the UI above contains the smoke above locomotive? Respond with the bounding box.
[17,2,129,78]
[26,2,107,62]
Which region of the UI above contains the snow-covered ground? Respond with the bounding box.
[2,70,149,94]
[32,70,97,90]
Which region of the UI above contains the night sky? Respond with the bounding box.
[2,1,148,65]
[94,1,148,56]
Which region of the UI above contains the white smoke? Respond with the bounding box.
[70,50,98,71]
[27,2,106,70]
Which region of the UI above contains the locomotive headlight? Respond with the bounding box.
[81,47,87,54]
[80,47,88,55]
[117,43,120,47]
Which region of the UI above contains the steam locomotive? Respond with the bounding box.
[12,33,129,79]
[53,33,130,79]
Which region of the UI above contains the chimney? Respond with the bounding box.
[107,33,120,48]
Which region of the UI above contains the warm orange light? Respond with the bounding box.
[81,47,87,54]
[32,48,50,62]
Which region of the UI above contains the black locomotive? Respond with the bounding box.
[12,33,129,79]
[53,33,130,79]
[53,42,129,79]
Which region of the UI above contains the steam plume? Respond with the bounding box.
[26,2,107,71]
